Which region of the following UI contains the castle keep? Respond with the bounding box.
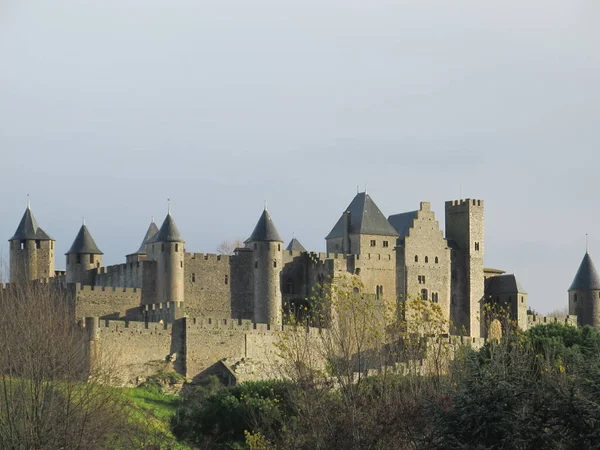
[6,192,580,384]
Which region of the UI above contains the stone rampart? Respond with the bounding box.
[93,261,144,289]
[73,283,141,320]
[527,314,578,328]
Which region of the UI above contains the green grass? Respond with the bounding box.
[118,385,191,450]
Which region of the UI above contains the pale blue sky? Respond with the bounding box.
[1,0,598,313]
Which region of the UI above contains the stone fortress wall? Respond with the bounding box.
[8,192,591,385]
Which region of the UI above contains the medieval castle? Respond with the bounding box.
[6,192,589,384]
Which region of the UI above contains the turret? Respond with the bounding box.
[247,208,283,325]
[286,237,306,252]
[153,212,184,302]
[126,219,159,264]
[445,199,485,337]
[66,223,103,284]
[568,251,600,328]
[9,204,55,282]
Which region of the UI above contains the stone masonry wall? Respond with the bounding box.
[73,283,142,320]
[184,253,233,319]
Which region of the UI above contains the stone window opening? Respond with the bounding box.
[355,268,361,275]
[136,262,140,268]
[90,254,94,264]
[225,275,228,285]
[432,292,438,303]
[273,261,277,268]
[286,279,293,294]
[161,243,165,252]
[192,273,196,282]
[370,240,376,247]
[421,289,428,301]
[255,261,258,269]
[418,275,426,284]
[254,243,257,251]
[51,241,54,250]
[521,296,524,303]
[574,294,578,302]
[76,254,81,264]
[425,256,429,263]
[35,240,40,249]
[415,255,418,262]
[278,244,281,251]
[20,240,25,250]
[383,241,389,248]
[180,261,183,268]
[175,244,179,252]
[435,256,439,264]
[475,242,480,251]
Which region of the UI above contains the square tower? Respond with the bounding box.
[445,199,485,337]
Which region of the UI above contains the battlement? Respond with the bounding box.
[85,317,172,333]
[527,314,578,327]
[74,283,139,295]
[185,317,323,335]
[445,199,484,209]
[186,252,231,262]
[95,262,145,275]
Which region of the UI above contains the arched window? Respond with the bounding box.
[435,257,439,264]
[425,256,429,263]
[415,255,418,262]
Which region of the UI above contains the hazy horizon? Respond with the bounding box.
[1,0,599,314]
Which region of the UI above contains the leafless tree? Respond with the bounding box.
[217,238,245,255]
[0,281,134,449]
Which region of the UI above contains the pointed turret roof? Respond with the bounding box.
[569,252,600,291]
[9,206,53,241]
[154,213,184,243]
[326,192,398,239]
[66,225,103,255]
[249,209,282,242]
[286,237,306,252]
[131,220,159,255]
[486,274,527,295]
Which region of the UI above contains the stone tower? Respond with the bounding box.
[248,208,283,325]
[66,223,103,284]
[8,204,55,283]
[568,251,600,328]
[126,219,159,264]
[445,199,485,337]
[152,212,185,302]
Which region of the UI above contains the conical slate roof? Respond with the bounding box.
[10,206,53,241]
[154,214,184,243]
[326,192,399,239]
[132,220,159,254]
[486,274,527,295]
[569,252,600,291]
[249,209,282,242]
[66,225,103,255]
[286,237,306,252]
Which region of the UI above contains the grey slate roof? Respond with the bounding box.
[486,274,527,295]
[9,207,53,241]
[286,237,306,252]
[132,220,159,254]
[387,211,418,238]
[154,214,184,243]
[249,210,283,242]
[326,193,399,239]
[569,252,600,291]
[66,225,103,255]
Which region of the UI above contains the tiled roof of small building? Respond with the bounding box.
[286,237,306,252]
[326,192,398,239]
[9,206,53,241]
[249,209,282,242]
[154,213,184,243]
[66,224,103,255]
[569,252,600,291]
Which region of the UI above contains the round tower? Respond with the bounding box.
[153,212,184,302]
[9,204,55,283]
[66,223,103,284]
[248,208,283,325]
[568,251,600,328]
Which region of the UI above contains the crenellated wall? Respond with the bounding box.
[527,314,578,328]
[93,261,145,289]
[72,283,142,320]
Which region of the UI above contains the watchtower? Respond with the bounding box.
[66,223,103,284]
[247,207,283,325]
[568,251,600,328]
[445,199,485,337]
[152,212,185,302]
[8,205,55,282]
